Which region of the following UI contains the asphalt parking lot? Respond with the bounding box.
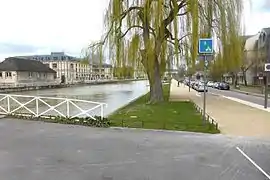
[0,118,270,180]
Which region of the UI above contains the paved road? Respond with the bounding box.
[208,87,270,107]
[1,118,270,180]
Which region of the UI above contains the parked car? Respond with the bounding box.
[207,81,214,87]
[193,81,202,89]
[217,82,230,90]
[197,85,208,92]
[213,82,220,89]
[191,81,197,89]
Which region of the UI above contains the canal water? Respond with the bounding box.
[0,80,149,117]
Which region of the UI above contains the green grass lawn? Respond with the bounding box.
[109,83,220,134]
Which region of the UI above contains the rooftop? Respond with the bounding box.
[0,57,56,73]
[15,52,79,61]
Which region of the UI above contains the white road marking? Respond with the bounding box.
[236,147,270,179]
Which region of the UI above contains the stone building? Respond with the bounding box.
[0,57,57,87]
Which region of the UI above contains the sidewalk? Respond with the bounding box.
[169,81,195,102]
[170,79,270,137]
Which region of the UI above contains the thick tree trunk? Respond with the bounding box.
[146,69,153,99]
[232,73,238,87]
[149,59,164,103]
[241,67,248,86]
[243,72,247,86]
[141,51,164,103]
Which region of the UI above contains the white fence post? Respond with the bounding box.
[66,99,70,118]
[101,104,104,119]
[7,95,10,114]
[36,97,39,117]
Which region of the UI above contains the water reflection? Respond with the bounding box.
[7,80,149,116]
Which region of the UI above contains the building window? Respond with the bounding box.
[6,72,11,77]
[0,72,2,78]
[53,56,58,60]
[70,64,74,69]
[52,63,57,68]
[44,73,47,78]
[29,72,32,77]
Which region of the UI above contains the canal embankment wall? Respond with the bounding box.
[0,78,147,93]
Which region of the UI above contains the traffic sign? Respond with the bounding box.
[258,72,264,80]
[265,63,270,72]
[199,38,213,54]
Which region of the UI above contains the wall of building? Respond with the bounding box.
[91,64,113,79]
[16,51,114,82]
[0,71,56,86]
[16,71,55,83]
[43,60,92,83]
[0,71,16,83]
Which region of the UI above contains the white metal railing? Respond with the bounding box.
[0,94,107,120]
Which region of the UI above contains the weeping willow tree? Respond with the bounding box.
[89,0,243,103]
[209,52,225,81]
[211,0,244,86]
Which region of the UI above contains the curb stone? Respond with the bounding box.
[109,126,220,135]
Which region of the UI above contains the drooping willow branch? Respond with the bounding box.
[119,25,156,39]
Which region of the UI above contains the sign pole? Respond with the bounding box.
[264,74,268,108]
[264,61,270,108]
[198,38,213,124]
[203,54,207,123]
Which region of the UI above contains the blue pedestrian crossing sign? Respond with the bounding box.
[199,38,213,54]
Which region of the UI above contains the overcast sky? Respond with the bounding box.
[0,0,269,60]
[0,0,109,60]
[244,0,270,34]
